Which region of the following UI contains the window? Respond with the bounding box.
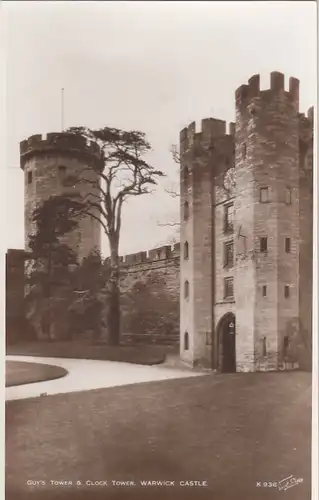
[224,204,234,234]
[285,188,292,205]
[285,238,291,253]
[260,187,269,203]
[224,241,234,268]
[242,143,247,159]
[284,285,290,298]
[63,174,77,187]
[260,237,268,253]
[262,285,267,297]
[183,166,189,191]
[58,165,67,176]
[224,277,234,299]
[27,171,32,184]
[184,280,189,299]
[262,337,267,357]
[184,332,189,351]
[184,201,190,221]
[184,241,189,260]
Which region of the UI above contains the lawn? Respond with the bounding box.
[6,371,311,500]
[5,361,68,387]
[6,341,174,365]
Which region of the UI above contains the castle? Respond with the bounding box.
[6,71,314,372]
[180,71,313,372]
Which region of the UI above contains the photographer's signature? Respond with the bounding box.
[256,475,303,491]
[278,475,303,491]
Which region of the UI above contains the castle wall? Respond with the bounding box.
[6,250,26,344]
[119,244,180,345]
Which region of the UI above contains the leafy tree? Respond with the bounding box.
[69,250,109,341]
[26,195,83,340]
[66,126,165,345]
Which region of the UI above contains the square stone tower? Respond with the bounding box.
[179,71,313,372]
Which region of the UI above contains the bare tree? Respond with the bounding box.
[155,144,180,236]
[158,138,223,233]
[66,126,165,345]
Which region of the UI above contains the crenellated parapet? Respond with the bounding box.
[20,132,104,170]
[180,118,235,156]
[116,243,180,267]
[235,71,300,112]
[299,107,314,143]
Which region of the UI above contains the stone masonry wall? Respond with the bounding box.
[6,249,27,344]
[298,109,313,369]
[179,119,235,368]
[235,72,300,371]
[20,133,102,261]
[119,244,180,345]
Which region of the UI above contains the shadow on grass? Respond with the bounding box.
[6,372,312,500]
[6,341,171,365]
[5,361,68,387]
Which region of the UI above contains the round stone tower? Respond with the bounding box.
[234,71,300,371]
[20,132,103,261]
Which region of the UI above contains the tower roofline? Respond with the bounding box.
[235,71,300,110]
[20,132,104,170]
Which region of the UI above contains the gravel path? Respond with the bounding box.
[5,355,204,401]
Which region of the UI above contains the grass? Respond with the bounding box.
[5,361,68,387]
[6,341,174,365]
[6,371,311,500]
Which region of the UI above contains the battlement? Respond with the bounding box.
[20,132,104,170]
[299,106,314,143]
[180,118,235,153]
[235,72,300,110]
[116,243,180,267]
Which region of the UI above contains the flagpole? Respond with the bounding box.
[61,88,64,131]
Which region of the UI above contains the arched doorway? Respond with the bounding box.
[217,313,236,373]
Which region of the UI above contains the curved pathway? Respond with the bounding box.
[5,355,204,401]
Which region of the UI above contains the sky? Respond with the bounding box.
[3,0,317,257]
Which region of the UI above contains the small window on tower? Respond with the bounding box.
[262,285,267,297]
[242,143,247,159]
[260,237,268,253]
[27,171,32,184]
[184,241,189,260]
[224,241,234,268]
[224,277,234,299]
[285,238,291,253]
[184,280,189,299]
[262,337,267,357]
[284,285,290,298]
[58,165,67,177]
[184,332,189,351]
[184,166,189,191]
[285,188,292,205]
[224,204,234,234]
[260,187,269,203]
